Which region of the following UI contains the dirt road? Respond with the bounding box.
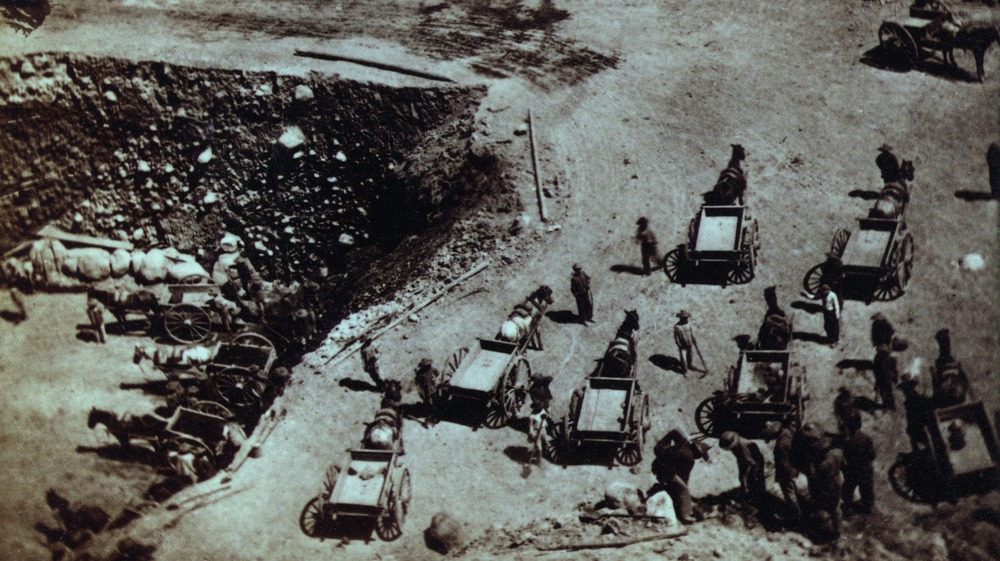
[1,1,997,560]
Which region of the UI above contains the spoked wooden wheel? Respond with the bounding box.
[830,228,851,258]
[879,22,919,71]
[163,436,215,479]
[211,368,264,409]
[163,304,213,344]
[874,244,906,302]
[663,248,685,283]
[802,263,826,295]
[615,436,643,466]
[299,497,326,537]
[888,458,932,504]
[376,485,405,541]
[695,397,720,436]
[484,357,531,428]
[231,332,276,356]
[896,232,915,291]
[727,238,756,285]
[543,418,567,465]
[443,347,468,386]
[189,400,234,420]
[321,464,340,500]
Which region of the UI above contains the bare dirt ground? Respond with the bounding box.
[1,1,998,560]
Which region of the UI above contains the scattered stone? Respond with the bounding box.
[132,228,144,241]
[514,123,528,136]
[425,512,467,554]
[20,60,36,76]
[70,247,113,281]
[104,90,118,103]
[137,160,151,173]
[408,313,420,323]
[203,191,219,205]
[960,253,985,271]
[138,249,169,283]
[603,481,642,514]
[279,126,306,149]
[294,85,314,101]
[197,147,213,164]
[167,260,210,282]
[335,151,347,162]
[338,233,355,246]
[645,491,680,526]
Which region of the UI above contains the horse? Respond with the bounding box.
[87,407,167,448]
[708,144,748,206]
[380,379,403,410]
[601,310,639,378]
[944,22,1000,82]
[757,309,792,350]
[871,160,915,219]
[497,285,554,349]
[362,407,404,453]
[133,342,219,369]
[87,286,160,327]
[932,361,969,408]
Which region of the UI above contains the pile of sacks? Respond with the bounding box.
[2,238,209,289]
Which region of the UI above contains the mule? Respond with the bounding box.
[362,407,404,453]
[87,407,167,448]
[871,160,915,219]
[601,310,640,378]
[708,144,748,206]
[944,23,1000,82]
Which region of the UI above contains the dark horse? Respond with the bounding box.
[707,144,748,206]
[87,407,167,449]
[600,310,639,378]
[87,286,161,327]
[945,23,1000,83]
[871,159,916,219]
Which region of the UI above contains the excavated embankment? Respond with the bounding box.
[0,52,515,319]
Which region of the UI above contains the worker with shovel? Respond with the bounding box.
[673,310,707,376]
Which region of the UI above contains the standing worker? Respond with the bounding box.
[816,284,841,346]
[569,264,594,324]
[360,337,384,391]
[840,414,876,517]
[635,217,660,276]
[872,343,898,410]
[870,313,896,348]
[673,310,697,375]
[718,431,767,508]
[651,428,707,523]
[876,144,900,183]
[764,420,802,519]
[86,293,107,344]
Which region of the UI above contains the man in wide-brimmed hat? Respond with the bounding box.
[635,217,660,276]
[570,263,594,324]
[876,143,900,183]
[816,284,841,346]
[719,431,767,507]
[360,336,384,391]
[673,310,697,374]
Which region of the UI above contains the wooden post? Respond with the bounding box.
[528,109,548,222]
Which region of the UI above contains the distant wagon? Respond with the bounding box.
[206,332,278,412]
[803,217,914,302]
[695,350,807,439]
[664,205,760,286]
[889,401,1000,504]
[300,449,411,542]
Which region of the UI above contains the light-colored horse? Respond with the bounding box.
[362,407,403,453]
[133,342,220,369]
[497,285,554,347]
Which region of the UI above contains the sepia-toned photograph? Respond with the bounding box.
[0,1,998,560]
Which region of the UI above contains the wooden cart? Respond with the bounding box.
[803,217,914,302]
[300,449,412,542]
[438,338,531,428]
[889,401,1000,504]
[695,350,806,439]
[878,2,990,80]
[160,279,221,344]
[664,205,760,285]
[552,376,651,466]
[206,332,277,411]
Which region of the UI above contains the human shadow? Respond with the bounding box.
[0,310,25,324]
[120,380,171,395]
[792,331,827,344]
[733,335,754,351]
[338,378,381,393]
[75,330,101,343]
[955,190,995,201]
[848,189,880,201]
[610,264,649,276]
[546,309,582,325]
[649,354,685,375]
[790,301,822,315]
[836,359,874,371]
[502,445,533,464]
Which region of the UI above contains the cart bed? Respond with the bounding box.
[449,339,517,394]
[842,218,897,269]
[165,407,226,442]
[695,206,745,252]
[329,450,393,510]
[212,343,274,370]
[733,351,791,395]
[576,377,635,434]
[933,403,1000,477]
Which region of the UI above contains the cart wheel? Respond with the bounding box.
[211,367,264,409]
[543,417,567,465]
[179,274,213,285]
[321,464,340,500]
[896,232,914,290]
[615,440,643,466]
[889,458,933,504]
[802,263,826,296]
[874,243,906,302]
[299,497,326,538]
[231,332,276,360]
[663,248,685,283]
[695,397,720,437]
[641,394,651,433]
[189,400,234,420]
[727,238,756,285]
[163,436,215,478]
[376,492,404,541]
[879,21,919,71]
[830,228,851,258]
[443,347,468,386]
[506,356,530,415]
[163,304,214,344]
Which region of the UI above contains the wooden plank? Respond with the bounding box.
[37,224,134,251]
[332,458,389,506]
[577,388,628,432]
[696,215,740,251]
[842,226,892,268]
[528,109,548,222]
[450,346,508,392]
[294,49,455,83]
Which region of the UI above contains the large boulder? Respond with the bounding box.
[604,481,642,514]
[130,249,146,276]
[29,238,70,286]
[424,512,467,554]
[110,249,131,277]
[644,490,680,527]
[69,248,113,281]
[168,260,210,283]
[138,248,169,283]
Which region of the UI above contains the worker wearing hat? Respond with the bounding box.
[673,310,697,374]
[360,337,384,391]
[870,312,896,349]
[762,420,801,518]
[635,217,660,276]
[414,358,440,425]
[719,431,766,506]
[570,263,594,325]
[816,284,841,346]
[876,143,900,183]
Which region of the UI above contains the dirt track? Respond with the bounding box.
[1,1,998,560]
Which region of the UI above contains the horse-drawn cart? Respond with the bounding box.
[160,280,222,344]
[206,332,278,411]
[300,450,412,542]
[695,350,806,439]
[437,338,531,428]
[552,376,651,466]
[889,401,1000,504]
[803,217,914,302]
[664,205,760,285]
